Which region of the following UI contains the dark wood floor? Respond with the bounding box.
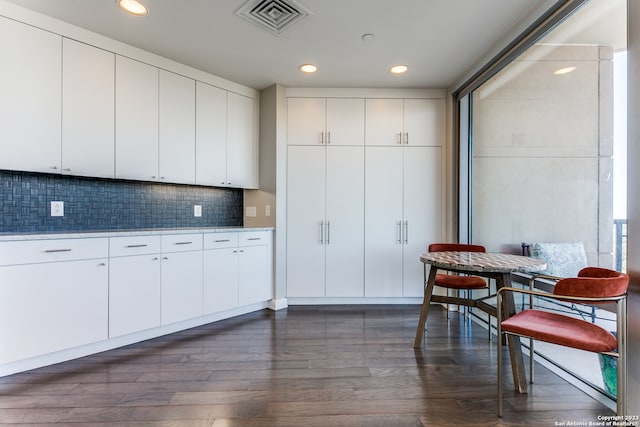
[0,305,613,426]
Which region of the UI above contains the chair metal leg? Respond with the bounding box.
[529,339,534,384]
[497,295,503,417]
[617,297,627,415]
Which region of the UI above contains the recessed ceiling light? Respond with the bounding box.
[117,0,148,16]
[299,64,318,73]
[554,66,577,75]
[390,65,408,74]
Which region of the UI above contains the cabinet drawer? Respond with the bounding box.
[239,231,271,246]
[161,234,203,253]
[0,238,109,266]
[203,232,238,250]
[110,235,161,257]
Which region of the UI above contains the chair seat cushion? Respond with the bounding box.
[435,273,487,289]
[501,310,617,353]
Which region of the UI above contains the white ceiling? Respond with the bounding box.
[5,0,555,90]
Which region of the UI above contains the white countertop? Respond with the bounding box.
[0,227,274,241]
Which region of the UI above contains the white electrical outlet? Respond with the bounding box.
[194,205,202,217]
[265,205,271,217]
[51,201,64,217]
[246,206,257,217]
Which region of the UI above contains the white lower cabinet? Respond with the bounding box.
[286,145,364,297]
[0,238,109,364]
[108,236,161,338]
[364,146,443,297]
[160,234,203,325]
[203,231,271,313]
[0,230,272,374]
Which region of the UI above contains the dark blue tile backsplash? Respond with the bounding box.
[0,170,243,234]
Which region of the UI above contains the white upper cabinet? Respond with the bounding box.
[403,99,445,147]
[196,81,227,187]
[287,98,326,145]
[227,92,256,188]
[365,99,404,146]
[0,16,61,173]
[159,70,196,184]
[287,97,364,145]
[115,56,159,181]
[62,39,115,178]
[365,98,444,146]
[326,98,365,145]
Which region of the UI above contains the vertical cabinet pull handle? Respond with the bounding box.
[397,221,402,244]
[326,221,331,245]
[404,132,409,144]
[404,220,409,244]
[327,131,331,144]
[320,131,325,144]
[396,133,402,144]
[320,221,324,244]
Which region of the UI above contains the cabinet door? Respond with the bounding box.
[0,17,61,173]
[238,245,270,306]
[325,146,365,297]
[227,92,256,188]
[161,251,203,324]
[0,259,108,364]
[326,98,364,146]
[403,99,445,147]
[203,248,238,314]
[365,99,403,146]
[286,146,326,297]
[159,70,196,184]
[196,82,227,187]
[287,98,326,145]
[62,39,115,178]
[402,147,443,296]
[115,56,159,181]
[109,255,161,337]
[365,147,404,297]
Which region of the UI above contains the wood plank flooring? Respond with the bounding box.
[0,305,613,426]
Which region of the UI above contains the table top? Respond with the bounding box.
[420,251,547,274]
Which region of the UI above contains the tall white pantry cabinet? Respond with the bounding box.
[286,93,445,299]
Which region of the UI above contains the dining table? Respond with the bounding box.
[414,251,547,393]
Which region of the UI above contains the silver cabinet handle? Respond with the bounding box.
[62,168,71,172]
[152,257,159,261]
[44,249,72,253]
[50,166,58,170]
[320,221,324,244]
[397,221,402,244]
[404,220,409,244]
[174,241,192,245]
[247,237,262,241]
[126,244,148,248]
[215,239,231,243]
[396,133,402,144]
[162,256,168,260]
[326,221,331,245]
[239,249,245,253]
[327,131,331,144]
[404,132,409,144]
[320,131,325,144]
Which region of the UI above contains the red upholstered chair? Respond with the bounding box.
[496,267,629,417]
[425,243,487,320]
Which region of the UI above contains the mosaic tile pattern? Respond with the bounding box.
[0,170,243,234]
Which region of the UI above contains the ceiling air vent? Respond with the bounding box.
[235,0,311,36]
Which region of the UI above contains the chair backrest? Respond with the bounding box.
[531,242,588,277]
[429,243,486,253]
[553,267,629,299]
